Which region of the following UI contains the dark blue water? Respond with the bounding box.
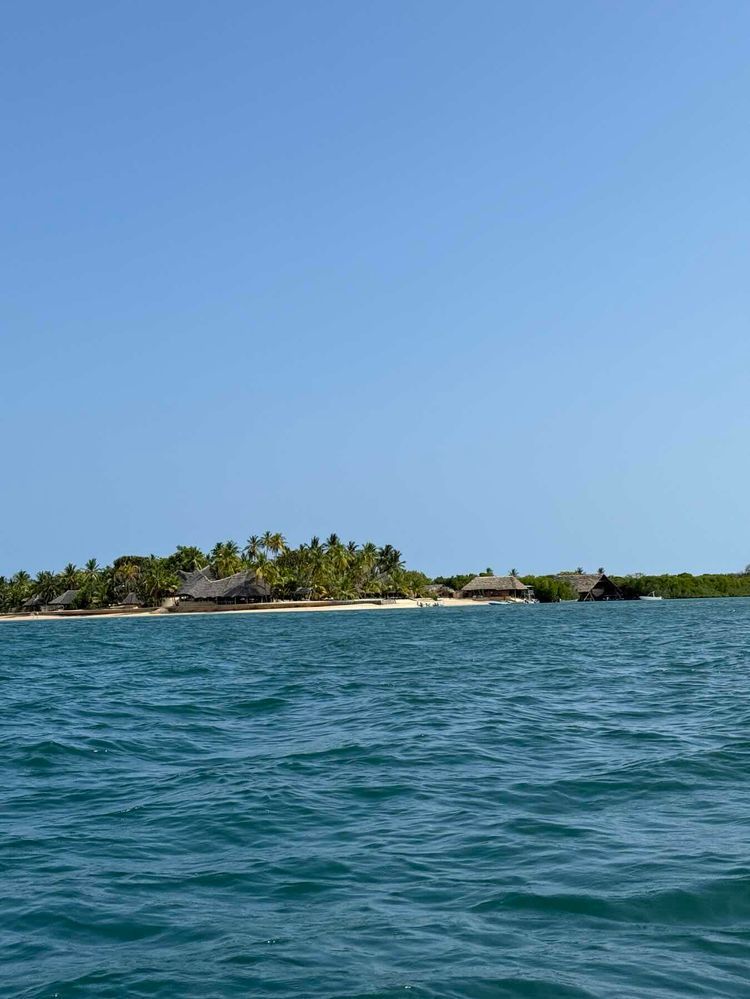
[3,600,750,998]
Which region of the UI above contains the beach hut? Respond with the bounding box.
[555,572,622,601]
[47,589,79,610]
[293,586,314,600]
[425,584,455,598]
[21,594,45,612]
[120,591,143,608]
[459,575,531,600]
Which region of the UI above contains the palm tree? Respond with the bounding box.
[323,537,349,590]
[10,570,32,608]
[78,559,103,606]
[139,558,179,607]
[268,532,287,556]
[509,568,519,577]
[361,541,378,564]
[261,531,274,556]
[33,571,58,603]
[83,559,100,589]
[171,546,206,571]
[117,560,140,590]
[210,540,242,578]
[244,535,262,561]
[377,545,403,575]
[61,563,79,590]
[251,552,279,590]
[93,574,112,608]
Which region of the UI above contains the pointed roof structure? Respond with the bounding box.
[48,589,79,608]
[554,573,622,600]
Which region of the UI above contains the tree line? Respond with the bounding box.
[433,567,750,602]
[610,572,750,600]
[4,549,750,613]
[0,533,432,612]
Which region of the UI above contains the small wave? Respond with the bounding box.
[473,874,750,925]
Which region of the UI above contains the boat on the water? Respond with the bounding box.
[639,592,663,601]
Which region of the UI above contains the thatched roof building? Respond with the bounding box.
[177,566,215,587]
[22,594,45,610]
[178,570,270,604]
[425,584,455,598]
[555,573,622,601]
[48,589,79,609]
[120,591,142,607]
[460,575,530,599]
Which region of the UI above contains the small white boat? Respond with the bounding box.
[488,600,511,606]
[639,592,663,601]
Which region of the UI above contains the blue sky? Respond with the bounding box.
[2,1,749,577]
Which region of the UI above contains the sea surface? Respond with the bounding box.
[2,600,750,998]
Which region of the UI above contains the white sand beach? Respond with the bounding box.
[0,598,485,623]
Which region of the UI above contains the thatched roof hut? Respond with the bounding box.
[555,573,622,601]
[425,584,455,598]
[22,594,44,610]
[120,591,142,607]
[48,589,79,609]
[460,575,530,599]
[178,570,270,604]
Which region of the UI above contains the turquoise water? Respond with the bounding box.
[3,600,750,998]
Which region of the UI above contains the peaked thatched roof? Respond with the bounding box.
[48,589,79,607]
[121,591,142,606]
[176,566,215,586]
[426,583,455,595]
[22,594,45,608]
[555,573,616,594]
[178,570,270,601]
[461,575,529,593]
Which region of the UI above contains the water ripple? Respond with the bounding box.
[2,600,750,997]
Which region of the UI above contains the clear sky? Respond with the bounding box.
[2,1,749,578]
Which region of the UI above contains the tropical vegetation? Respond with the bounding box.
[4,549,750,614]
[0,534,432,613]
[610,572,750,600]
[434,567,750,603]
[519,576,580,602]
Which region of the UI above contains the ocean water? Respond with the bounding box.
[2,600,750,999]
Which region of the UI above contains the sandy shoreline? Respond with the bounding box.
[0,597,485,623]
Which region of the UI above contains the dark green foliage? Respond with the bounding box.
[432,574,474,592]
[521,576,579,602]
[612,573,750,600]
[0,535,430,611]
[164,546,207,573]
[4,554,750,613]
